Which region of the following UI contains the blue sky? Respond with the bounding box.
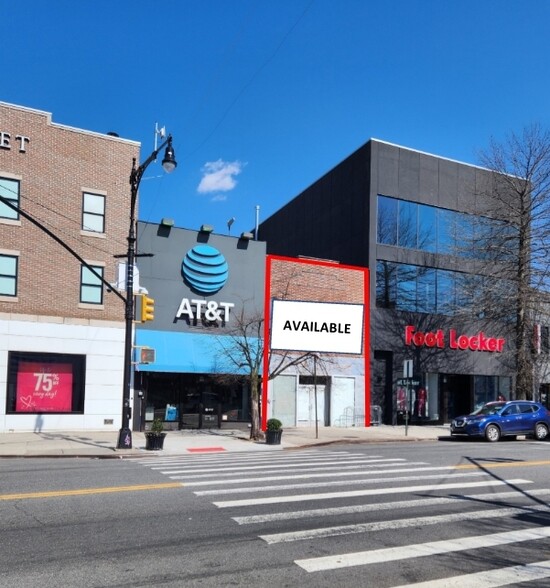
[3,1,550,237]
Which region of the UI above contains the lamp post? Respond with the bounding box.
[116,135,177,450]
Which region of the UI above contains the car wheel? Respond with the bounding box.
[535,423,549,441]
[485,424,501,442]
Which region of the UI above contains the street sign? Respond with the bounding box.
[397,378,420,386]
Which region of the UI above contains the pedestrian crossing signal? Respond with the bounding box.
[140,294,155,322]
[140,347,156,364]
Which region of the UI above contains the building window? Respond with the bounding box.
[376,261,397,308]
[6,352,85,414]
[376,259,513,316]
[82,192,105,233]
[376,194,518,262]
[377,195,398,245]
[80,265,104,304]
[0,254,18,296]
[0,177,20,220]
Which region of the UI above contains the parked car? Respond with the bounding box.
[450,400,550,442]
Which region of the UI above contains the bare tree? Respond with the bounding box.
[477,124,550,399]
[214,307,315,440]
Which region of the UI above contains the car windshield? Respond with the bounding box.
[471,402,506,416]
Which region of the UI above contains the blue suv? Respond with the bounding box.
[450,400,550,442]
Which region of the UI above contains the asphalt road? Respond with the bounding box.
[1,440,550,587]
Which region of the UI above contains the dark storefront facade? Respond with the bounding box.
[259,139,518,424]
[134,222,266,430]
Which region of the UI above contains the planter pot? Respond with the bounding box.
[266,429,283,445]
[145,432,166,451]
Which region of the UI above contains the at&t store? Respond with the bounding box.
[134,221,266,430]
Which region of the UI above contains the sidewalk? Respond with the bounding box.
[0,424,450,458]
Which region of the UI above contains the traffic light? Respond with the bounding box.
[140,294,155,322]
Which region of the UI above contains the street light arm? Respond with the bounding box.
[130,134,174,209]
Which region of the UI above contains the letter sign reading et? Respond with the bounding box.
[0,131,30,152]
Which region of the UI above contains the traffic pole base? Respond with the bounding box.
[117,428,133,449]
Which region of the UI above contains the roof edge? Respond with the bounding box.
[0,101,140,146]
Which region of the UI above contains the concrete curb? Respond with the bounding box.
[0,425,450,458]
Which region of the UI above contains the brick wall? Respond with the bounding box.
[269,257,365,305]
[268,256,368,358]
[0,103,140,321]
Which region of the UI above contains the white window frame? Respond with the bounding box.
[0,175,21,221]
[0,250,18,297]
[80,263,105,305]
[82,190,106,234]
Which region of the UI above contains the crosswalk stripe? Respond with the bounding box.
[295,526,550,572]
[147,451,377,468]
[233,487,550,525]
[136,449,358,464]
[177,462,439,485]
[391,559,550,588]
[195,471,489,496]
[213,479,532,508]
[153,457,408,475]
[260,503,550,544]
[167,460,424,480]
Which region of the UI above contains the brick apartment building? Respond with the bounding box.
[0,102,139,432]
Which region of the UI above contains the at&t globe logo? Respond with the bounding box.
[182,244,229,294]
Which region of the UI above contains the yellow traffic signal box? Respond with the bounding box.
[139,294,155,322]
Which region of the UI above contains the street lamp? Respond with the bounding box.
[117,135,177,450]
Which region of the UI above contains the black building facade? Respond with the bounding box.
[260,139,516,425]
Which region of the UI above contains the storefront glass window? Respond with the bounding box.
[426,373,439,420]
[473,375,512,409]
[498,376,511,400]
[6,351,85,414]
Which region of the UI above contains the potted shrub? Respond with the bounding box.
[265,418,283,445]
[145,418,167,450]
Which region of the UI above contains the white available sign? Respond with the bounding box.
[270,299,364,354]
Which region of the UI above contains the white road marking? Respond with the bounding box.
[195,471,489,496]
[137,449,358,465]
[213,479,532,508]
[155,457,408,475]
[233,488,550,525]
[177,462,429,485]
[295,526,550,572]
[261,504,550,544]
[391,559,550,587]
[150,451,370,468]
